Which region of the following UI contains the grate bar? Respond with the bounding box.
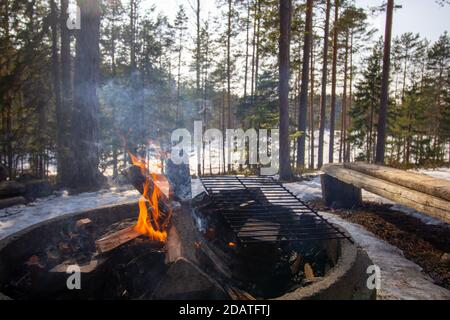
[199,176,352,244]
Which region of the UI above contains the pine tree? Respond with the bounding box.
[296,0,313,169]
[318,0,331,168]
[279,0,293,180]
[68,0,104,191]
[375,0,394,164]
[349,41,383,162]
[174,5,188,124]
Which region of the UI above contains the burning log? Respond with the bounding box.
[123,165,172,224]
[95,226,142,254]
[95,162,175,254]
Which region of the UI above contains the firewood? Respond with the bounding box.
[124,165,171,206]
[304,263,315,281]
[123,165,172,226]
[290,254,303,275]
[26,255,44,268]
[224,285,256,300]
[76,218,92,228]
[95,226,142,254]
[50,258,106,274]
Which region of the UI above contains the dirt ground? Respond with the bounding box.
[310,200,450,290]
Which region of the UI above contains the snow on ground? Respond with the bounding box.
[413,167,450,180]
[0,187,139,240]
[189,130,364,175]
[321,211,450,300]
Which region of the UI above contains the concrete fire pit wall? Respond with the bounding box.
[0,201,376,300]
[276,239,375,300]
[0,201,138,299]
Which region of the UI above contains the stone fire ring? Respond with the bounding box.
[0,202,375,300]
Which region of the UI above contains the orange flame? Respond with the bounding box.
[228,242,237,248]
[129,152,171,242]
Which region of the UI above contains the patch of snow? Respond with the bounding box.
[321,212,450,300]
[188,130,366,175]
[283,175,323,202]
[0,187,139,240]
[413,167,450,180]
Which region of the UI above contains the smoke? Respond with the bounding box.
[96,69,207,176]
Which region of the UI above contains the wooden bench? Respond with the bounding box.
[321,163,450,224]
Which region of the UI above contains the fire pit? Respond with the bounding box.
[0,173,375,300]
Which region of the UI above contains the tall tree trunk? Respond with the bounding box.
[318,0,331,168]
[279,0,293,180]
[254,1,261,98]
[250,0,258,98]
[202,28,210,175]
[196,0,202,175]
[69,0,103,191]
[296,0,313,169]
[110,3,119,177]
[221,88,226,173]
[328,0,339,163]
[402,46,411,164]
[227,0,232,172]
[375,0,394,164]
[176,25,183,123]
[339,31,349,163]
[130,0,137,70]
[369,98,375,162]
[50,0,64,183]
[5,102,13,179]
[243,0,251,98]
[309,33,315,169]
[345,32,354,162]
[60,0,72,183]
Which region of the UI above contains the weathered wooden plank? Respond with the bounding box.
[344,162,450,201]
[322,164,450,224]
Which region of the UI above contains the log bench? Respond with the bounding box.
[321,163,450,224]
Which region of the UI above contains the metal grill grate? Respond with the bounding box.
[200,176,352,244]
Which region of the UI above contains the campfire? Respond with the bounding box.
[96,153,172,253]
[0,156,375,300]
